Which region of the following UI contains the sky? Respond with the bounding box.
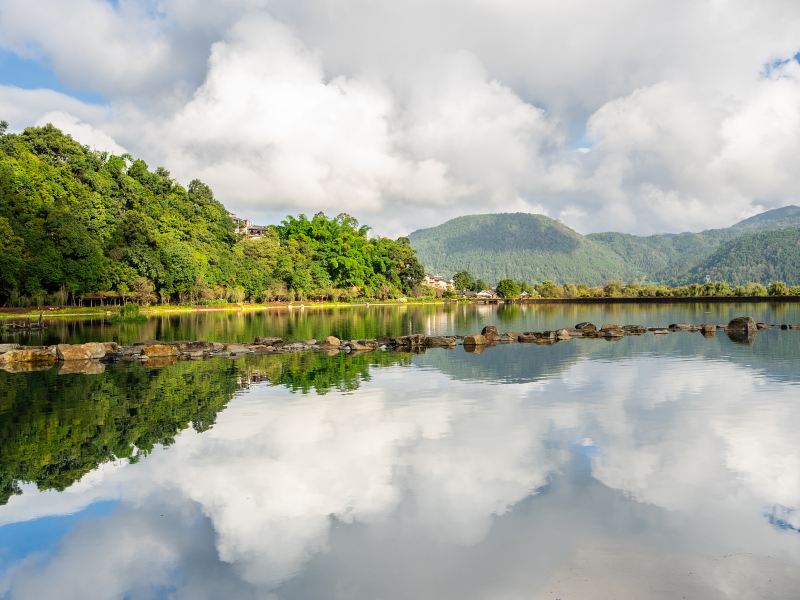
[1,0,799,237]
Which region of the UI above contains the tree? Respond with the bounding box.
[496,278,521,299]
[768,281,788,296]
[474,279,490,292]
[453,270,474,291]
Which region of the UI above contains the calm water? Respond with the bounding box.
[4,301,800,346]
[1,305,799,599]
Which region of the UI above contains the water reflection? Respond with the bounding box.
[5,301,800,346]
[1,334,799,598]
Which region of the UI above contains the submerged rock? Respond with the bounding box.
[0,347,56,365]
[481,325,500,341]
[319,335,341,348]
[499,332,520,343]
[425,336,457,348]
[56,342,109,361]
[622,325,646,335]
[141,343,179,358]
[727,316,756,333]
[600,325,625,337]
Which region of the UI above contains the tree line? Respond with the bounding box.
[0,123,424,307]
[451,270,800,300]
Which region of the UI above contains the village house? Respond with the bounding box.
[422,274,455,292]
[234,218,268,239]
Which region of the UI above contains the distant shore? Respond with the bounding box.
[2,295,799,320]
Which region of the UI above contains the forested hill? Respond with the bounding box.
[407,213,631,284]
[409,209,800,285]
[0,124,423,305]
[678,227,800,284]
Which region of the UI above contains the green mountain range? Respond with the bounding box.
[408,207,800,285]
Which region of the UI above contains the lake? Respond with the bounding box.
[1,303,799,599]
[4,300,800,346]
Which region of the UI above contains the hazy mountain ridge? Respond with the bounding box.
[409,207,800,285]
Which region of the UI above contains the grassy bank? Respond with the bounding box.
[0,298,462,320]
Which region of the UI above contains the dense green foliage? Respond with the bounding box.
[679,227,800,285]
[0,351,411,505]
[409,213,630,285]
[410,209,800,286]
[0,125,423,306]
[495,278,521,299]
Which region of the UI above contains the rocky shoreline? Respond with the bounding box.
[0,316,796,374]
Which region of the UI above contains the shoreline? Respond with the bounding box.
[2,295,800,321]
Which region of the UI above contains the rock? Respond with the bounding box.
[376,336,392,347]
[58,360,106,375]
[780,324,789,330]
[755,322,769,330]
[575,322,597,333]
[281,342,309,352]
[141,344,179,358]
[601,326,625,337]
[727,316,756,332]
[499,332,520,343]
[0,347,57,365]
[319,335,340,348]
[555,328,571,340]
[726,316,757,344]
[394,335,425,348]
[223,343,253,355]
[302,339,317,346]
[622,325,646,335]
[517,333,539,343]
[651,328,670,335]
[424,336,457,348]
[463,334,488,346]
[255,336,283,345]
[699,324,716,334]
[56,343,108,361]
[0,343,21,353]
[481,325,500,341]
[173,341,215,354]
[668,323,693,331]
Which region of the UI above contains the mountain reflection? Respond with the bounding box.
[1,337,799,599]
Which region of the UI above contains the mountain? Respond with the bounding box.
[730,205,800,232]
[407,213,632,285]
[679,227,800,284]
[409,208,800,285]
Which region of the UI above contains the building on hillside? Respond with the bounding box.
[476,289,495,299]
[422,273,455,292]
[234,217,268,239]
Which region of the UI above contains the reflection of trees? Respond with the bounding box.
[0,352,411,505]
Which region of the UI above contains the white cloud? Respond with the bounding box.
[2,0,800,234]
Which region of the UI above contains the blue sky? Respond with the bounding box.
[0,49,105,104]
